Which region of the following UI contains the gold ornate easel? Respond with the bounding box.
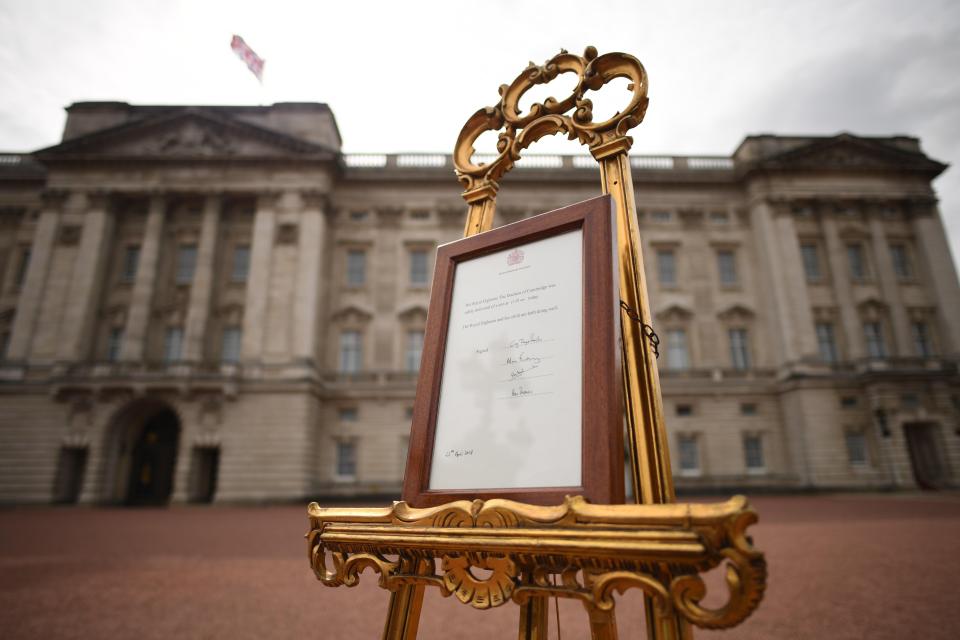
[307,46,766,639]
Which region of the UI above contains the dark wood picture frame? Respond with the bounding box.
[402,195,624,507]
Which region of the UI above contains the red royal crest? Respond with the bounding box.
[507,248,525,266]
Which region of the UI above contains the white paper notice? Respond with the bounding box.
[429,229,583,490]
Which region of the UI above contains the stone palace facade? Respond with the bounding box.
[1,101,958,504]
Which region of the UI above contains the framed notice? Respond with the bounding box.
[402,195,624,507]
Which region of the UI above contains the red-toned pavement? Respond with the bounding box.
[2,493,959,639]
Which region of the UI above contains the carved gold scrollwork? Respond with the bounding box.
[672,509,767,628]
[307,496,766,629]
[442,554,517,609]
[453,45,649,196]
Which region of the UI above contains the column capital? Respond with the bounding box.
[256,192,281,210]
[301,191,330,211]
[39,189,69,210]
[904,196,938,218]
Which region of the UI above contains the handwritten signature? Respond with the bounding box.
[507,334,544,349]
[510,363,540,379]
[511,386,533,397]
[444,448,475,458]
[506,352,542,365]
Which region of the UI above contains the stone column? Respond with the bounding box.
[774,208,819,361]
[120,194,165,362]
[868,212,911,356]
[241,194,277,362]
[911,201,960,355]
[6,192,63,361]
[56,194,115,362]
[749,198,817,366]
[183,195,221,363]
[292,194,326,365]
[821,212,864,359]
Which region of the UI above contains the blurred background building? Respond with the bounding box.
[0,101,958,505]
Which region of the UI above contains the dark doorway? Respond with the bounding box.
[52,447,88,504]
[189,447,220,503]
[903,422,947,490]
[126,409,180,505]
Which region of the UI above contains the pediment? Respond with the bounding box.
[655,303,693,322]
[717,304,755,321]
[397,305,428,322]
[856,297,888,312]
[331,304,374,323]
[759,135,945,175]
[36,109,337,161]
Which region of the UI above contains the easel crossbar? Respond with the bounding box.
[307,495,766,630]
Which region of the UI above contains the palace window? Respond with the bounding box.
[845,431,869,466]
[346,250,366,286]
[651,210,671,223]
[231,245,250,282]
[889,244,912,280]
[708,211,729,224]
[339,330,362,373]
[675,404,694,417]
[665,329,690,371]
[409,250,429,286]
[338,407,358,422]
[399,435,410,473]
[106,327,124,362]
[121,246,140,283]
[656,249,676,287]
[863,322,886,358]
[405,330,424,373]
[800,243,821,282]
[728,328,751,370]
[15,247,31,288]
[221,327,242,363]
[911,322,933,357]
[163,327,184,363]
[336,441,357,478]
[846,244,867,281]
[840,396,858,409]
[717,249,738,286]
[741,403,758,416]
[816,322,838,363]
[743,434,765,472]
[678,435,700,475]
[176,244,197,284]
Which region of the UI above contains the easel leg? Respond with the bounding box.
[381,584,425,640]
[644,595,691,640]
[585,605,618,640]
[518,596,550,640]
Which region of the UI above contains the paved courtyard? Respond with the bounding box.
[1,493,959,639]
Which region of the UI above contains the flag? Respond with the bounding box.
[230,35,265,83]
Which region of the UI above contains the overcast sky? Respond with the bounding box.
[1,0,958,267]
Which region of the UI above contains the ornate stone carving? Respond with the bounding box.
[275,223,299,245]
[58,224,82,246]
[151,122,236,156]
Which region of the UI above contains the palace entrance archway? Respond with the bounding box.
[105,401,181,505]
[903,422,948,490]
